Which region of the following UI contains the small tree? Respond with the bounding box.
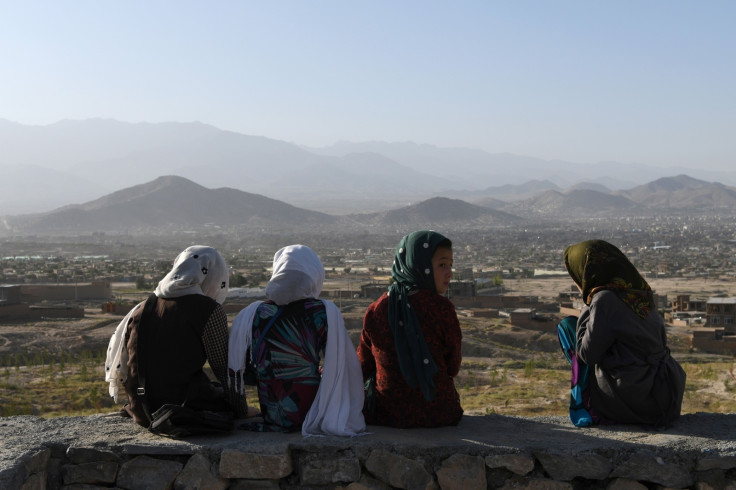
[492,274,504,287]
[229,271,247,287]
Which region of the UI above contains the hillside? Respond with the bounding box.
[0,178,522,237]
[348,197,521,229]
[619,174,736,209]
[493,175,736,219]
[3,172,736,238]
[1,176,338,235]
[503,189,638,218]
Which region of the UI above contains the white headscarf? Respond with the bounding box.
[228,244,366,436]
[264,244,325,305]
[229,245,323,384]
[105,245,229,403]
[154,245,229,304]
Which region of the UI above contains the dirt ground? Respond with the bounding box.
[504,275,736,301]
[0,314,120,359]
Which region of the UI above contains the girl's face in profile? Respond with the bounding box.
[432,246,453,295]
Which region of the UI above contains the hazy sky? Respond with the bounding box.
[2,1,734,171]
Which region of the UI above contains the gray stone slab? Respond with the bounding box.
[219,450,292,479]
[1,411,735,488]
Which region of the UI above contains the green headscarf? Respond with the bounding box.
[564,239,653,319]
[388,230,451,401]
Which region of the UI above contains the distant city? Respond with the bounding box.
[2,208,735,355]
[2,209,734,286]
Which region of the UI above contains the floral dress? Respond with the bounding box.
[241,298,328,432]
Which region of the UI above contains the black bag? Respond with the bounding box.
[149,404,233,438]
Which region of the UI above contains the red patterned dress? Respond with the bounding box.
[357,290,463,428]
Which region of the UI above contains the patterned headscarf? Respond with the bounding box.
[564,239,653,319]
[388,230,452,401]
[264,244,325,305]
[154,245,229,304]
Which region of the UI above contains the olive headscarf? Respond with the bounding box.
[388,230,451,401]
[564,239,653,319]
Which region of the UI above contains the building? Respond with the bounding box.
[665,311,705,327]
[509,308,558,332]
[454,267,474,281]
[360,283,388,300]
[467,308,499,318]
[447,280,476,298]
[1,284,86,320]
[691,328,736,356]
[0,285,27,320]
[672,295,707,312]
[706,297,736,334]
[0,282,113,321]
[360,280,476,300]
[20,281,113,302]
[0,285,21,304]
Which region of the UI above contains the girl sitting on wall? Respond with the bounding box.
[357,230,463,428]
[228,244,365,436]
[559,239,686,427]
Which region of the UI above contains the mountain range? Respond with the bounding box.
[2,118,735,215]
[1,174,734,238]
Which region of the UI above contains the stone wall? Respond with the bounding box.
[2,412,736,489]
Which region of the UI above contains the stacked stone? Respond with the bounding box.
[6,444,736,489]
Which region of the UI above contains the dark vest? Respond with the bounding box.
[123,294,219,426]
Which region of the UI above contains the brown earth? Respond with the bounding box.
[0,314,120,359]
[505,275,736,301]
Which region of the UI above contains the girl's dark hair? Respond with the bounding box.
[436,238,452,250]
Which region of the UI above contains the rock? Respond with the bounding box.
[174,453,227,490]
[365,450,437,490]
[436,454,486,490]
[228,480,281,490]
[299,452,362,485]
[610,454,693,488]
[116,455,183,490]
[219,450,292,480]
[606,477,648,490]
[19,472,46,490]
[535,451,612,481]
[23,450,50,475]
[66,447,120,464]
[499,477,573,489]
[61,461,118,485]
[485,453,536,475]
[342,473,392,490]
[697,455,736,471]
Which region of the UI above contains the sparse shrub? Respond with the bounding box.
[489,368,499,387]
[725,379,736,393]
[524,360,536,377]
